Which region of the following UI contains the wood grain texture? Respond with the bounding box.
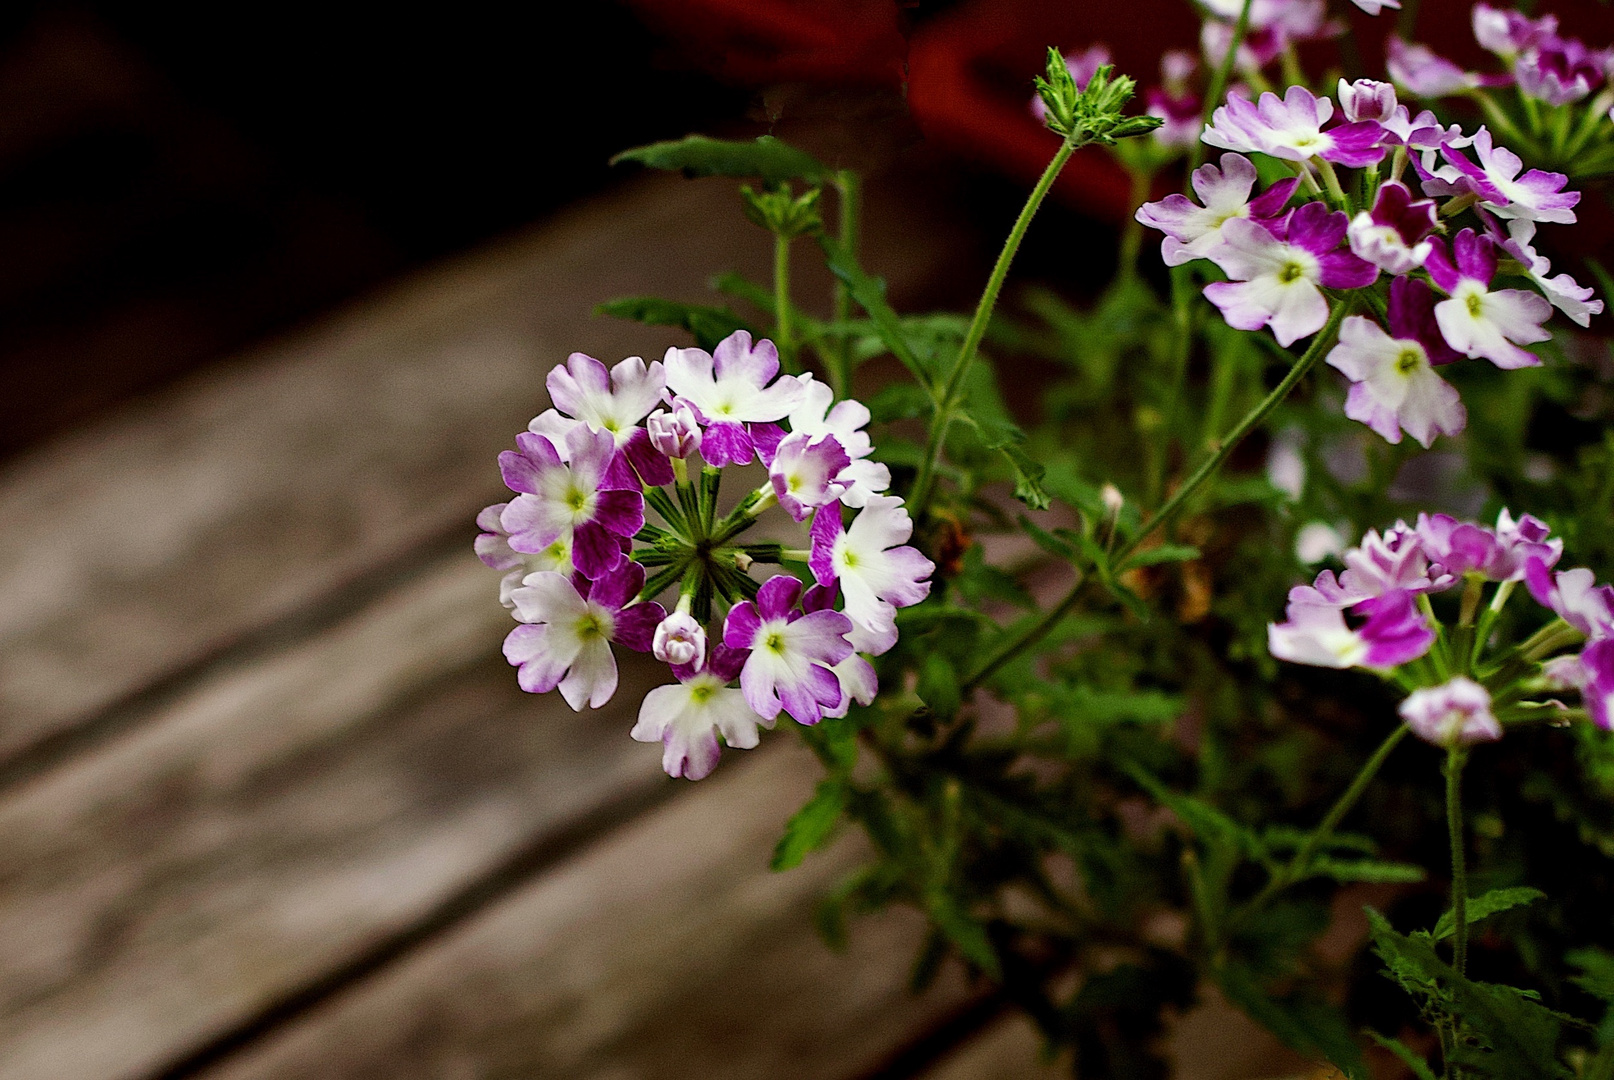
[0,175,756,768]
[0,554,678,1080]
[201,744,976,1080]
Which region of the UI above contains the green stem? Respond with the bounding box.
[831,170,861,399]
[1119,167,1153,279]
[909,135,1080,519]
[964,298,1354,690]
[1192,0,1255,171]
[774,232,796,373]
[1233,724,1410,927]
[1447,746,1469,976]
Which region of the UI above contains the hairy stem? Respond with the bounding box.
[831,170,861,398]
[1447,745,1470,976]
[909,136,1080,519]
[964,298,1354,689]
[774,232,796,373]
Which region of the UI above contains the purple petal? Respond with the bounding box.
[1318,250,1379,289]
[547,353,610,419]
[705,642,749,683]
[1248,176,1301,219]
[712,329,780,386]
[622,427,676,487]
[594,489,646,538]
[803,580,839,615]
[1452,228,1497,284]
[809,504,842,586]
[590,560,646,611]
[724,601,763,649]
[601,451,639,491]
[1388,277,1463,365]
[748,422,786,466]
[499,436,559,494]
[1286,201,1348,256]
[573,521,625,579]
[504,624,568,694]
[756,574,804,622]
[698,421,754,468]
[613,603,665,652]
[1423,236,1460,293]
[791,609,855,665]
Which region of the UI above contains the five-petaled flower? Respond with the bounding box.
[1327,278,1465,448]
[724,575,855,725]
[1426,229,1552,370]
[504,562,664,711]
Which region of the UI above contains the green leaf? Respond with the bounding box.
[594,297,751,352]
[771,779,849,871]
[1309,856,1426,884]
[1432,886,1545,941]
[965,415,1049,510]
[917,654,962,720]
[611,134,828,183]
[924,889,1001,978]
[1368,1032,1440,1080]
[1118,544,1201,571]
[1123,762,1264,860]
[1570,948,1614,1002]
[818,236,935,395]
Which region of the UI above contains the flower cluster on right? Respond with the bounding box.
[1268,509,1614,746]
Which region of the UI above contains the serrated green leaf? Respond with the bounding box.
[594,296,751,351]
[1124,762,1264,859]
[819,236,935,395]
[771,779,849,871]
[1309,856,1426,884]
[1432,886,1545,940]
[1214,963,1365,1076]
[612,134,828,183]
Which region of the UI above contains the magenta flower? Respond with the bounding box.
[1136,153,1298,267]
[1379,106,1472,152]
[1468,129,1580,223]
[1500,220,1604,327]
[1268,587,1435,670]
[769,433,852,522]
[1472,4,1558,58]
[809,496,935,646]
[1515,35,1612,105]
[1327,278,1465,448]
[1147,87,1204,149]
[1526,563,1614,639]
[1347,181,1437,274]
[724,574,854,725]
[1418,509,1561,582]
[1203,86,1386,166]
[1583,641,1614,728]
[664,330,804,468]
[476,501,574,607]
[1203,201,1376,347]
[499,425,645,579]
[1303,519,1450,609]
[504,562,664,710]
[1426,230,1552,370]
[630,646,760,781]
[802,582,879,718]
[1388,37,1477,96]
[1399,677,1502,746]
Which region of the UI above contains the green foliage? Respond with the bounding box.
[611,134,828,183]
[772,779,849,871]
[1432,886,1546,940]
[1033,50,1163,145]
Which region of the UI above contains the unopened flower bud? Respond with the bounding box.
[1398,676,1502,747]
[1337,78,1398,122]
[647,401,702,459]
[1101,483,1125,517]
[653,612,708,669]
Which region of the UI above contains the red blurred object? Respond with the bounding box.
[624,0,908,86]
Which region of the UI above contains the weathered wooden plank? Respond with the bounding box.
[0,553,677,1080]
[198,743,976,1080]
[919,1015,1065,1080]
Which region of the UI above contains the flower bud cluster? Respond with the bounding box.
[476,331,936,780]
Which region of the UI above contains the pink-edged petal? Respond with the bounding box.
[724,601,763,649]
[810,504,842,586]
[698,421,754,468]
[613,603,665,652]
[757,574,804,622]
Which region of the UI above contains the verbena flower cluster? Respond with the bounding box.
[1268,508,1614,742]
[476,331,935,780]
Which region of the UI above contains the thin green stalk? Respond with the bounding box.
[1396,0,1422,37]
[831,170,862,399]
[963,298,1354,690]
[1119,167,1153,280]
[909,136,1080,519]
[1447,746,1470,976]
[774,232,796,373]
[1232,724,1411,927]
[1192,0,1255,171]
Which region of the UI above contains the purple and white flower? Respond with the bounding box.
[1135,153,1299,266]
[724,574,854,725]
[1268,587,1435,669]
[1203,86,1386,166]
[476,502,574,607]
[1426,229,1553,370]
[1388,37,1476,97]
[499,425,645,579]
[1326,277,1465,448]
[810,496,936,645]
[1526,563,1614,639]
[1472,3,1558,59]
[803,582,880,718]
[664,330,805,468]
[1417,508,1561,582]
[769,433,852,522]
[545,352,675,487]
[1203,201,1377,346]
[1399,676,1503,746]
[1379,106,1472,152]
[787,377,891,507]
[631,646,760,780]
[1515,34,1612,105]
[1347,181,1437,274]
[1304,519,1450,608]
[1468,128,1580,223]
[1499,220,1604,327]
[1337,78,1398,123]
[504,562,663,710]
[645,400,703,460]
[1348,0,1399,15]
